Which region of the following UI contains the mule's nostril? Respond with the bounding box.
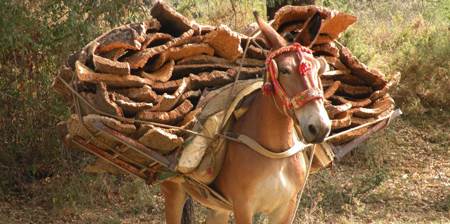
[308,124,317,136]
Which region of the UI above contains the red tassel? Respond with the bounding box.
[299,62,311,75]
[262,82,273,95]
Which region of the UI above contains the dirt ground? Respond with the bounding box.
[0,109,448,224]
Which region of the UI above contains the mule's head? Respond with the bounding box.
[254,12,331,143]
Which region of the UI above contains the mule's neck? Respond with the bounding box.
[240,91,294,152]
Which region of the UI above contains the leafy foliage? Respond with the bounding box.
[0,0,149,195]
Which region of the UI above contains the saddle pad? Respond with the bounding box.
[177,80,263,179]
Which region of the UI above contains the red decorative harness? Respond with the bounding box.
[262,43,323,113]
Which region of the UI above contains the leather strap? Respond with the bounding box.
[290,88,323,109]
[219,81,311,159]
[234,131,310,159]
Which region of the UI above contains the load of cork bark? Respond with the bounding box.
[54,2,398,179]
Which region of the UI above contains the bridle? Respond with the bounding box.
[262,43,323,115]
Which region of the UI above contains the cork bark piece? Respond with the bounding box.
[328,73,367,86]
[314,35,334,45]
[151,79,184,94]
[141,33,173,49]
[272,5,333,31]
[136,108,200,139]
[369,76,399,101]
[351,116,376,126]
[331,95,372,108]
[76,41,99,66]
[226,67,264,80]
[78,92,97,115]
[96,19,160,53]
[93,54,130,76]
[142,60,175,82]
[189,71,235,90]
[331,111,352,130]
[351,95,395,118]
[139,127,183,154]
[137,99,194,125]
[329,127,368,145]
[315,13,357,44]
[279,22,304,36]
[247,45,268,60]
[123,29,194,69]
[172,63,263,79]
[177,55,230,65]
[112,93,154,114]
[325,102,352,118]
[204,25,243,60]
[337,83,373,96]
[324,80,341,99]
[240,36,271,51]
[177,54,264,68]
[324,56,350,72]
[151,78,189,112]
[150,1,193,37]
[235,58,265,67]
[340,47,387,90]
[180,90,202,102]
[152,70,237,93]
[75,61,153,87]
[312,43,339,57]
[99,48,127,61]
[321,79,336,88]
[83,114,136,135]
[369,84,389,101]
[172,64,232,78]
[115,85,159,104]
[272,5,355,44]
[151,43,215,70]
[94,82,124,117]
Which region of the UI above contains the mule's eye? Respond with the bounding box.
[279,68,291,75]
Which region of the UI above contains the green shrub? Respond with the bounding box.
[0,0,149,196]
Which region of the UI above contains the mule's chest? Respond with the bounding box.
[252,155,306,212]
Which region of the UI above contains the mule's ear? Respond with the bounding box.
[295,12,323,47]
[253,11,287,49]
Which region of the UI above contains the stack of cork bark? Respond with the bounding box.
[54,2,396,176]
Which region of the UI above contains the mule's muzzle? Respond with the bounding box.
[295,101,331,144]
[304,121,330,143]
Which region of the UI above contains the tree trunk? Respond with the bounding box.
[267,0,315,20]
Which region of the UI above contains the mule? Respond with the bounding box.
[161,12,331,224]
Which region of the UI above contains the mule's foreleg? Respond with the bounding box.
[233,202,254,224]
[161,180,188,224]
[267,196,299,224]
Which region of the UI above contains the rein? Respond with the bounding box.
[262,43,323,115]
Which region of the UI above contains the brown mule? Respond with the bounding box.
[161,12,331,224]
